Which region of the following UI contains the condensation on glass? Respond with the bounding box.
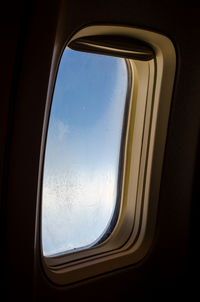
[42,48,128,257]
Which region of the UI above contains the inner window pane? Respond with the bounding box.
[42,48,128,257]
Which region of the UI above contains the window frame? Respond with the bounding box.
[39,25,176,285]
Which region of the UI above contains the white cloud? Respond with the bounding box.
[56,120,69,141]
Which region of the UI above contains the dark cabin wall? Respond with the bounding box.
[0,0,61,297]
[1,0,200,300]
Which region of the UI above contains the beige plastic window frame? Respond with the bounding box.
[41,25,176,285]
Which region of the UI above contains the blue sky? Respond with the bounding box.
[42,48,128,256]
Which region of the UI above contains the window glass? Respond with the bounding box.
[42,48,128,257]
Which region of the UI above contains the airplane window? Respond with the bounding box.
[42,48,128,257]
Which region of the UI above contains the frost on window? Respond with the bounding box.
[42,49,128,257]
